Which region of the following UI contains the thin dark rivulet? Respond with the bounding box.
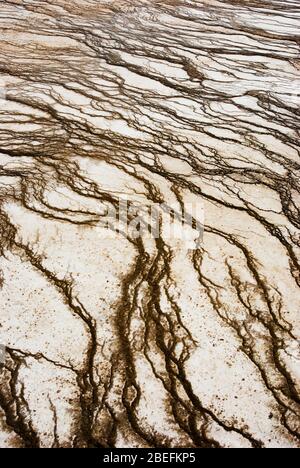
[0,0,299,449]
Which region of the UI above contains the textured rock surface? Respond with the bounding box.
[0,0,299,448]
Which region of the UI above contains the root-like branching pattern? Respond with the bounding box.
[0,0,299,448]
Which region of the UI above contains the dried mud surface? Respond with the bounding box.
[0,0,299,448]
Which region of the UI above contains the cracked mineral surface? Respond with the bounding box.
[0,0,299,449]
